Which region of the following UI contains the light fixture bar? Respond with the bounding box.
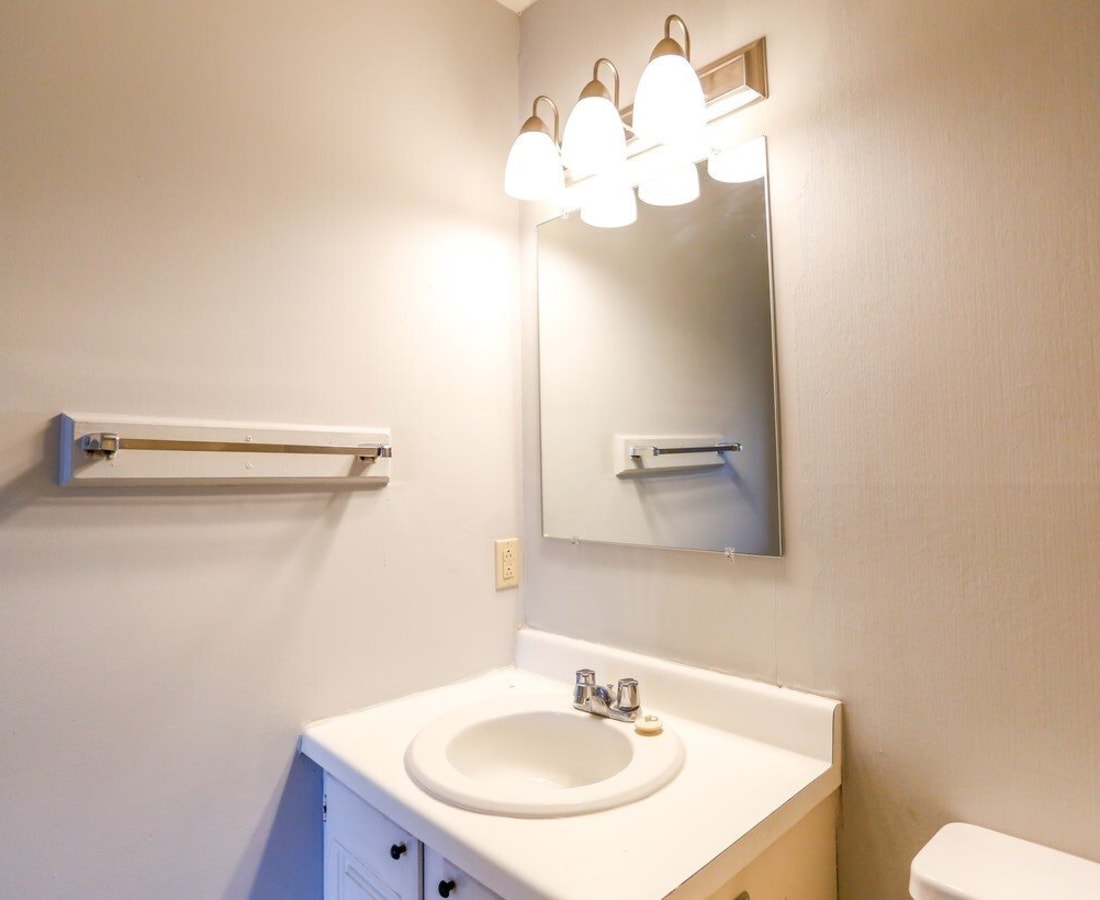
[697,38,767,108]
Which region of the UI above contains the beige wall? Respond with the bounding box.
[4,0,1098,897]
[519,1,1100,897]
[0,2,520,898]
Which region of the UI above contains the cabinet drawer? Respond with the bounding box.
[423,846,504,900]
[324,773,422,900]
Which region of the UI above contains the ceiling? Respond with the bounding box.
[495,0,538,12]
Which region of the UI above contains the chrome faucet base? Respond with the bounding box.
[589,694,639,723]
[573,669,641,722]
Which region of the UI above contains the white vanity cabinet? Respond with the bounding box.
[324,772,504,900]
[423,846,503,900]
[303,631,843,900]
[324,773,421,900]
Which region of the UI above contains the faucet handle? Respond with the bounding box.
[616,677,639,711]
[573,668,596,707]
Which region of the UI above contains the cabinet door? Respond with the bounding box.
[330,841,404,900]
[324,773,422,900]
[423,846,504,900]
[697,795,838,900]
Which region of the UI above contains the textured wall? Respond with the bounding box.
[0,2,520,898]
[518,0,1100,897]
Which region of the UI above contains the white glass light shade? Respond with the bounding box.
[708,137,767,184]
[632,54,706,145]
[638,163,700,207]
[580,186,637,228]
[561,95,627,178]
[504,130,564,202]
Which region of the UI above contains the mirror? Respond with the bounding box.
[536,138,781,555]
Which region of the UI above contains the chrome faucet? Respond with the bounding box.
[572,668,641,722]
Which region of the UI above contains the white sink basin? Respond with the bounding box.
[404,694,685,817]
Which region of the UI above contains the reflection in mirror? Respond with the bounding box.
[537,138,781,555]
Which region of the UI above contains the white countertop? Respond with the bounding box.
[300,630,841,900]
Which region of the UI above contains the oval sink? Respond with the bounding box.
[404,694,684,817]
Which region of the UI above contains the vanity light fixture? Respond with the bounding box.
[504,95,564,202]
[579,179,638,228]
[708,135,767,183]
[631,15,706,147]
[506,17,768,225]
[561,58,627,179]
[637,161,700,207]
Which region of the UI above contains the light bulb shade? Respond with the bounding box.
[632,53,705,145]
[504,129,564,202]
[561,95,627,178]
[580,185,637,228]
[708,137,767,183]
[638,163,700,207]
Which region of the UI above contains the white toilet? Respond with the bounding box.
[910,822,1100,899]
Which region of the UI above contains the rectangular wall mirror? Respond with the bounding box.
[536,137,782,555]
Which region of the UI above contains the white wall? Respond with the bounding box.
[0,2,520,898]
[519,1,1100,897]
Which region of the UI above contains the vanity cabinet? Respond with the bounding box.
[693,794,838,900]
[303,634,842,900]
[324,772,503,900]
[324,773,421,900]
[423,846,502,900]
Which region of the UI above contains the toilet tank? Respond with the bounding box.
[910,823,1100,900]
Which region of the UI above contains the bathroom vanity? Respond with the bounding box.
[300,630,841,900]
[322,773,501,899]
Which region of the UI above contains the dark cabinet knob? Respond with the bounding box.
[389,842,406,860]
[438,879,457,897]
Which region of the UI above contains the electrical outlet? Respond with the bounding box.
[494,538,520,590]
